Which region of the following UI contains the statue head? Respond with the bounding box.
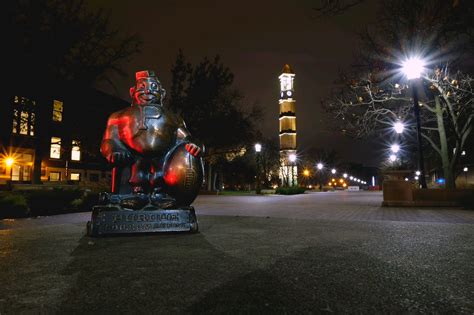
[130,70,166,106]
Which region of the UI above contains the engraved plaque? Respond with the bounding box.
[88,208,198,236]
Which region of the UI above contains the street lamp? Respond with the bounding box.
[5,157,15,181]
[5,157,14,167]
[393,121,405,134]
[316,163,323,190]
[390,144,400,154]
[401,56,427,188]
[254,143,262,194]
[343,173,348,178]
[331,168,336,174]
[288,153,297,186]
[389,154,397,162]
[464,167,469,185]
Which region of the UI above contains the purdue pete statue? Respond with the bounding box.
[100,70,203,209]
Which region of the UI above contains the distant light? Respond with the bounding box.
[389,154,397,162]
[357,179,361,183]
[464,167,469,172]
[5,157,14,167]
[289,154,296,162]
[372,176,375,186]
[308,185,312,189]
[414,176,419,180]
[437,178,445,184]
[394,121,405,134]
[404,177,409,181]
[331,168,336,174]
[350,176,353,180]
[461,150,466,156]
[343,183,347,187]
[401,56,425,80]
[343,173,348,178]
[339,179,343,183]
[316,163,323,170]
[254,143,262,153]
[391,144,400,153]
[303,169,310,176]
[272,184,278,189]
[415,170,421,176]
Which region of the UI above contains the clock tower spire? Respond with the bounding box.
[278,64,297,186]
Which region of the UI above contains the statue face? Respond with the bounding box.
[132,78,162,105]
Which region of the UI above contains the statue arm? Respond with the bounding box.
[100,115,132,165]
[177,121,204,157]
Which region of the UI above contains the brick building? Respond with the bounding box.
[0,83,128,188]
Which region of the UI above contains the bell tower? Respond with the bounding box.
[278,64,297,186]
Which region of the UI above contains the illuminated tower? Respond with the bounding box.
[278,64,297,186]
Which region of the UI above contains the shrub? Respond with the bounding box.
[70,191,100,211]
[21,188,83,216]
[275,186,306,195]
[0,193,30,219]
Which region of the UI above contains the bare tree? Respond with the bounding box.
[324,65,473,188]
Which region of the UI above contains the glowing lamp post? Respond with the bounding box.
[5,157,15,181]
[316,163,323,190]
[255,143,262,194]
[401,56,427,188]
[463,167,469,185]
[288,153,297,186]
[391,144,400,154]
[394,121,405,134]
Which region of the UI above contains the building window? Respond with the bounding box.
[49,172,61,181]
[52,100,63,122]
[50,137,61,159]
[12,96,35,136]
[70,173,81,181]
[71,140,81,161]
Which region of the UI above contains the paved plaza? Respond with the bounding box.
[1,191,473,313]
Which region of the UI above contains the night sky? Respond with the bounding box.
[89,0,380,166]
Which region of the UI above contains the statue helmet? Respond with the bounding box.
[135,70,159,82]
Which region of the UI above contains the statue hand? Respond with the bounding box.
[185,143,202,157]
[110,151,133,166]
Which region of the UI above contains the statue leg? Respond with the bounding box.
[149,158,164,192]
[162,144,204,207]
[129,157,151,193]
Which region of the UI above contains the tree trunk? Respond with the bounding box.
[435,96,455,189]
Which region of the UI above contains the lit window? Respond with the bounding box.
[20,111,29,135]
[12,96,35,136]
[52,100,63,122]
[70,173,81,181]
[71,140,81,161]
[49,172,61,181]
[50,137,61,159]
[12,109,19,133]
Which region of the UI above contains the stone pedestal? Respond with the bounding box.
[87,206,198,237]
